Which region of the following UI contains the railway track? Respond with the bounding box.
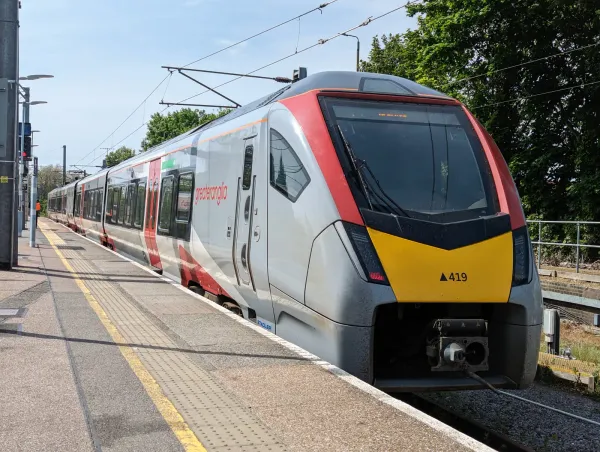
[393,393,534,452]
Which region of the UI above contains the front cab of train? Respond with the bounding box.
[310,77,542,391]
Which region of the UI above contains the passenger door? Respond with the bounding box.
[143,158,162,270]
[233,142,255,287]
[231,136,275,331]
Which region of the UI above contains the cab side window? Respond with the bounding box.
[269,129,310,202]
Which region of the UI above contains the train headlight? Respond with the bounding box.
[343,222,389,285]
[512,225,532,286]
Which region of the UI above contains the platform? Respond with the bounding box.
[0,218,493,452]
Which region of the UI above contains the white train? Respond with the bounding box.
[49,70,543,391]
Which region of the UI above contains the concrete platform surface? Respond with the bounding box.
[0,219,493,452]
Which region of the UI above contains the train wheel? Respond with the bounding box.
[222,301,243,317]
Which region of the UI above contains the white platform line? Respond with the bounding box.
[52,221,494,452]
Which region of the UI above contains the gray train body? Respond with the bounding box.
[49,71,543,391]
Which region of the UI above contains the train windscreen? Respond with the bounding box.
[321,98,498,223]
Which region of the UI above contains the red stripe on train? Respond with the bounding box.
[279,92,364,225]
[178,245,230,298]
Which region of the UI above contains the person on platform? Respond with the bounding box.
[35,199,41,228]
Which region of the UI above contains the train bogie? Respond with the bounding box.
[48,70,543,392]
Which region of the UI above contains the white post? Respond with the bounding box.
[29,157,37,247]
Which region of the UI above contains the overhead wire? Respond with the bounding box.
[81,1,344,168]
[449,41,600,86]
[84,1,420,167]
[472,79,600,109]
[180,0,341,69]
[173,0,422,106]
[74,73,172,166]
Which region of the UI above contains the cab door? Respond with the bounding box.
[231,135,275,331]
[143,158,162,270]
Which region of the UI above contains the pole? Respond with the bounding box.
[29,157,37,247]
[17,86,28,236]
[0,0,19,270]
[342,34,360,72]
[63,145,66,185]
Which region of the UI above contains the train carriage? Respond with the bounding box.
[48,70,543,392]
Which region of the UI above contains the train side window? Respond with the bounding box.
[134,183,146,229]
[269,129,311,202]
[158,176,174,235]
[176,173,193,223]
[242,145,253,190]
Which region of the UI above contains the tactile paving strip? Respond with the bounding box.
[58,246,287,451]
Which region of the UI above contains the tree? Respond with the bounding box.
[105,146,136,168]
[36,165,64,216]
[37,165,64,201]
[361,0,600,259]
[141,108,231,152]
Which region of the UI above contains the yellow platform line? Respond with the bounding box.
[40,225,207,452]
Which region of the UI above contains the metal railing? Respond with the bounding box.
[526,220,600,273]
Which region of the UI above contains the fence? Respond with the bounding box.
[526,220,600,273]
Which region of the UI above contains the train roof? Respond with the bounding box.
[189,71,451,135]
[50,71,451,193]
[48,179,78,195]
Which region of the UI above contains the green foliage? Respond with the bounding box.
[37,165,64,202]
[39,198,47,217]
[141,108,232,152]
[105,146,136,168]
[361,0,600,259]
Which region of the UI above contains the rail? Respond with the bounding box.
[526,219,600,273]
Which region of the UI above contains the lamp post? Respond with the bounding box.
[342,33,360,72]
[15,74,53,237]
[17,90,47,236]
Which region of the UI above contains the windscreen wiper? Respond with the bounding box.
[337,124,374,211]
[336,125,411,218]
[358,160,411,218]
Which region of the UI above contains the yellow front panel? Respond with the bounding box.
[368,228,513,303]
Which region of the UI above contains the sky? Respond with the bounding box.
[19,0,417,172]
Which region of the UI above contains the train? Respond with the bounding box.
[48,70,543,392]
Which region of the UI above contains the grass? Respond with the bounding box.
[557,322,600,365]
[537,321,600,398]
[539,321,600,365]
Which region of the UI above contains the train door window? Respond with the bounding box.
[106,188,114,223]
[146,183,153,230]
[112,187,121,223]
[96,189,104,221]
[85,191,91,219]
[88,192,94,220]
[125,183,135,226]
[93,191,99,220]
[118,186,127,225]
[74,193,81,216]
[134,182,146,229]
[269,129,311,202]
[158,176,174,235]
[175,173,193,240]
[242,145,253,190]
